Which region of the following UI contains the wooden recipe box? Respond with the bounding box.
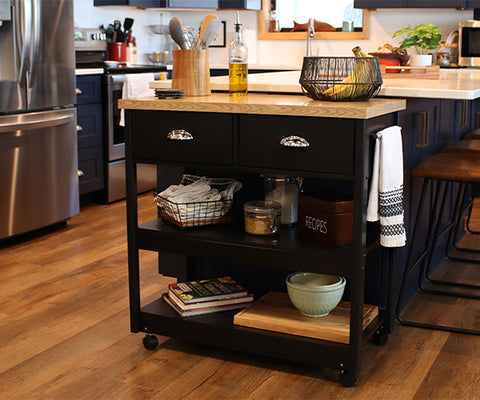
[298,193,354,247]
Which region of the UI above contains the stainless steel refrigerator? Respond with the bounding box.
[0,0,79,240]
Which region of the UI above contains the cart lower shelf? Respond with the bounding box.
[139,294,385,368]
[234,291,379,344]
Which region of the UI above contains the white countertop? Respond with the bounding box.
[75,68,103,75]
[151,69,480,100]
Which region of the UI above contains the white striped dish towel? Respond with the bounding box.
[367,125,406,248]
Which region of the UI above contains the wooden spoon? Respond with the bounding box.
[169,17,186,50]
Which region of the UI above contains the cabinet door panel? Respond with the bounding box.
[77,104,103,149]
[131,111,233,165]
[78,146,104,195]
[470,98,480,131]
[238,115,355,175]
[76,75,102,105]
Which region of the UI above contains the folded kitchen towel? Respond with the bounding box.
[367,125,406,248]
[119,73,155,126]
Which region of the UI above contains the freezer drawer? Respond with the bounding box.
[0,108,79,240]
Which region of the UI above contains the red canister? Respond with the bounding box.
[107,42,127,62]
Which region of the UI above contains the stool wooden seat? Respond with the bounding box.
[441,140,480,154]
[412,153,480,182]
[396,151,480,335]
[430,150,480,236]
[462,128,480,140]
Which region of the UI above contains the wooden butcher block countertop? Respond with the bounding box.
[119,92,406,120]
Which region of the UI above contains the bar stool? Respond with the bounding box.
[396,152,480,335]
[442,139,480,239]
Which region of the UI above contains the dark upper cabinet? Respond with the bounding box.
[408,0,464,6]
[354,0,405,6]
[93,0,167,6]
[355,0,468,7]
[94,0,261,8]
[219,0,261,9]
[168,0,218,7]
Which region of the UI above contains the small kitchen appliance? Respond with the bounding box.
[458,20,480,67]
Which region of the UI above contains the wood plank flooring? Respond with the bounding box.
[0,193,479,400]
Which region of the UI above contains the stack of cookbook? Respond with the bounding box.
[163,277,254,317]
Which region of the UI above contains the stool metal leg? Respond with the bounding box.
[420,180,480,297]
[396,178,480,335]
[445,182,480,263]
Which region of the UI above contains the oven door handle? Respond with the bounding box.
[108,73,161,84]
[109,75,126,83]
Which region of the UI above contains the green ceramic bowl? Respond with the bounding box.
[286,272,346,317]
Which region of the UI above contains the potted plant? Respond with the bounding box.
[393,22,442,67]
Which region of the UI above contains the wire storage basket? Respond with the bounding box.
[153,175,240,229]
[299,56,383,101]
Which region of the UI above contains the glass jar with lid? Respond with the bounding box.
[244,200,281,235]
[264,175,302,225]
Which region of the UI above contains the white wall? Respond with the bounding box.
[74,1,472,68]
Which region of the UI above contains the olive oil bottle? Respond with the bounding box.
[229,11,248,96]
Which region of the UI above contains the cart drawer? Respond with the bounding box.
[131,111,233,166]
[239,115,355,175]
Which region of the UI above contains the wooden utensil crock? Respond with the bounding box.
[172,49,211,96]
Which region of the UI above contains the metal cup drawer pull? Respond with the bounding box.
[167,129,194,141]
[280,135,310,148]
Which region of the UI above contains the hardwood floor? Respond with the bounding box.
[0,193,479,400]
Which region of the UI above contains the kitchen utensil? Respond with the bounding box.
[199,14,218,39]
[182,25,197,50]
[169,17,187,50]
[113,19,122,41]
[124,29,132,43]
[105,25,115,42]
[123,17,134,31]
[199,18,221,49]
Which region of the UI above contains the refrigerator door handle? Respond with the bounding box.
[28,0,40,88]
[0,109,75,133]
[15,0,32,87]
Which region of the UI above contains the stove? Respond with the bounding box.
[75,28,167,74]
[75,28,167,202]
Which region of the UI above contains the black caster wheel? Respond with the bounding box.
[339,372,356,387]
[143,334,158,350]
[372,327,389,346]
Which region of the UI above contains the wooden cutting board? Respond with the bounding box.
[234,291,378,344]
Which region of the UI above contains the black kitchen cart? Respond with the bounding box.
[121,94,406,387]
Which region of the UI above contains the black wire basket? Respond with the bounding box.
[299,56,383,102]
[153,175,237,229]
